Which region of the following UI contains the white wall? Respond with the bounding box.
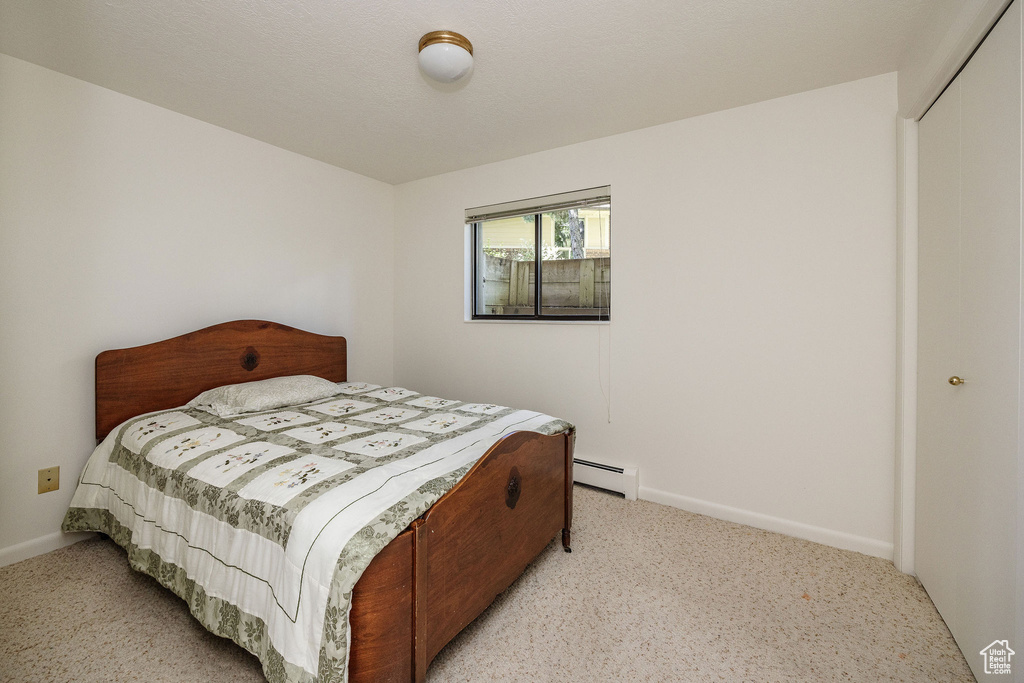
[0,55,395,564]
[393,73,898,558]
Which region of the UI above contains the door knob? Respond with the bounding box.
[948,376,965,386]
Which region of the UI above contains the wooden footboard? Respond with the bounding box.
[348,528,415,681]
[348,428,574,683]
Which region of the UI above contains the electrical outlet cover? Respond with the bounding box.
[38,466,59,494]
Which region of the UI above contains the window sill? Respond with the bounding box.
[465,317,610,325]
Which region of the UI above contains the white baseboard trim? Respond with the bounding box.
[0,531,97,568]
[638,486,893,560]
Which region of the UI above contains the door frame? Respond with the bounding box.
[893,117,918,575]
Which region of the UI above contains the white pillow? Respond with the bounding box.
[187,375,342,418]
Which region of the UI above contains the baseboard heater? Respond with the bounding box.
[573,458,638,500]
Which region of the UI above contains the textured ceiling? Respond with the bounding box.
[0,0,934,184]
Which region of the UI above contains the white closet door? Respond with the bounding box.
[916,1,1021,678]
[958,0,1021,661]
[916,73,962,629]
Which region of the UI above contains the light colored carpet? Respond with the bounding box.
[0,486,973,682]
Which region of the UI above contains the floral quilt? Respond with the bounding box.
[62,381,571,682]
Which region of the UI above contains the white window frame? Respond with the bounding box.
[466,186,611,322]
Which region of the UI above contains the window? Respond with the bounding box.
[468,186,610,320]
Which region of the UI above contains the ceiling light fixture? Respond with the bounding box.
[418,30,474,83]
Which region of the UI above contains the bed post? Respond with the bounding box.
[412,518,428,683]
[562,429,575,552]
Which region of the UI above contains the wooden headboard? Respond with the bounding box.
[95,320,347,440]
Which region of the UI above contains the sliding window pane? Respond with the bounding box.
[475,216,537,316]
[539,204,610,317]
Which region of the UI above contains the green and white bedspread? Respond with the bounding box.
[62,382,571,683]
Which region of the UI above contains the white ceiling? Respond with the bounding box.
[0,0,936,185]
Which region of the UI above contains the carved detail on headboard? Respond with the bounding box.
[240,346,261,371]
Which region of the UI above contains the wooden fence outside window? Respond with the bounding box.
[481,254,610,316]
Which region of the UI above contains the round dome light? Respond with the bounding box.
[418,31,474,83]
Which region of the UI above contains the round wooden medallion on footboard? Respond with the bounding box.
[505,467,522,509]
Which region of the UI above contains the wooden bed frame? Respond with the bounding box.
[94,319,574,682]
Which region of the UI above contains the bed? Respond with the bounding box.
[61,319,575,682]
